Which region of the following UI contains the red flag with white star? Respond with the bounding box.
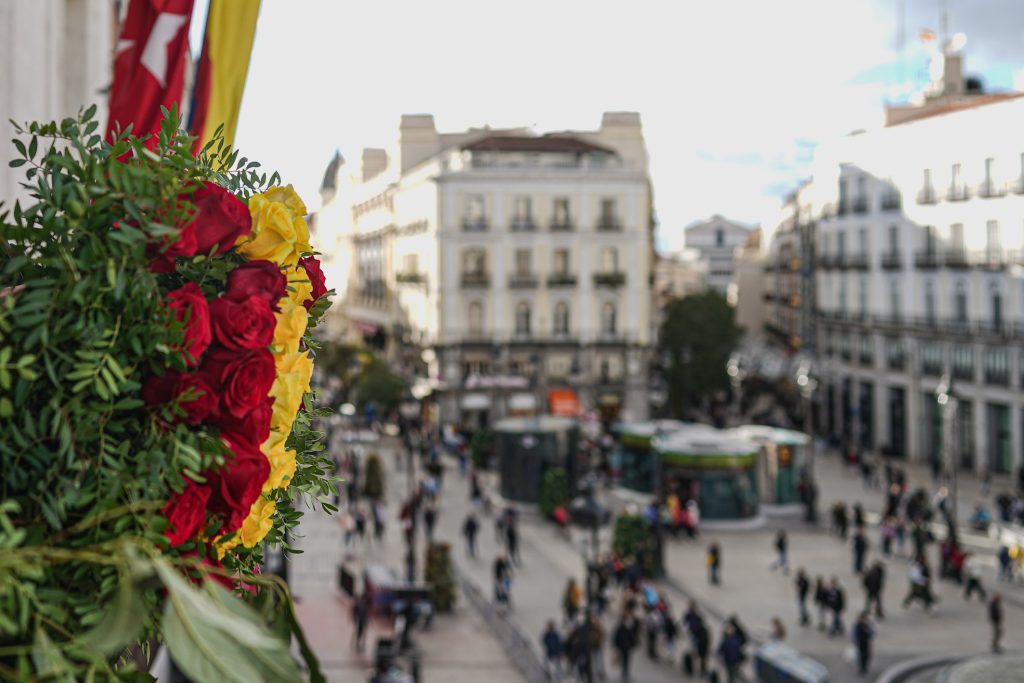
[106,0,195,146]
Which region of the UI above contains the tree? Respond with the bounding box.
[424,542,457,612]
[363,452,385,501]
[658,290,741,417]
[354,359,405,414]
[612,513,662,578]
[539,467,570,519]
[470,430,494,470]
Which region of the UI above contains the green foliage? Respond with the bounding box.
[539,467,570,519]
[423,542,457,613]
[658,291,741,416]
[354,359,405,414]
[612,514,661,578]
[315,342,369,406]
[0,106,332,681]
[470,430,493,470]
[362,453,385,501]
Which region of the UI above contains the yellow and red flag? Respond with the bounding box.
[188,0,261,153]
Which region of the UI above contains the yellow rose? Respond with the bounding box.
[273,297,308,356]
[237,185,310,266]
[285,264,313,307]
[262,431,297,492]
[269,351,313,433]
[239,496,276,547]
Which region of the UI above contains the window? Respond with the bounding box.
[889,280,901,319]
[463,248,486,274]
[954,281,968,322]
[403,253,419,274]
[838,277,847,313]
[464,195,485,228]
[515,248,531,276]
[512,196,533,229]
[951,163,962,188]
[985,348,1010,385]
[553,197,570,227]
[953,344,974,381]
[837,230,846,257]
[859,334,873,364]
[514,302,531,336]
[991,283,1003,329]
[838,178,848,207]
[856,176,866,198]
[553,303,569,336]
[950,223,965,250]
[554,248,570,274]
[986,220,1002,259]
[600,198,618,228]
[858,276,868,316]
[468,302,483,336]
[985,157,994,185]
[715,228,725,247]
[601,247,619,272]
[857,226,867,255]
[925,280,935,323]
[886,337,905,370]
[888,225,899,254]
[923,225,936,254]
[920,342,943,376]
[601,303,617,336]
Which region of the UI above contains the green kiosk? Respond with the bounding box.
[611,420,691,493]
[731,426,810,507]
[651,429,761,520]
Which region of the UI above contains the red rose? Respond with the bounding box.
[187,181,251,256]
[213,395,273,445]
[200,347,275,418]
[208,431,270,533]
[167,283,212,367]
[226,260,287,306]
[299,255,328,310]
[163,480,212,546]
[209,295,276,350]
[148,216,198,273]
[142,370,218,425]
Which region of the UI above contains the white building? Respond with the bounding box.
[733,229,767,338]
[0,0,114,204]
[323,113,655,428]
[812,44,1024,477]
[762,180,816,353]
[683,214,753,295]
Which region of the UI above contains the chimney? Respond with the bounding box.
[596,112,648,171]
[398,114,439,173]
[361,148,388,183]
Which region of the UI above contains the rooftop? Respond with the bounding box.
[885,92,1024,127]
[461,134,616,155]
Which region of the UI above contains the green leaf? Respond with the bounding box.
[32,627,75,683]
[76,572,147,656]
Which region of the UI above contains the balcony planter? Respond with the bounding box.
[396,272,426,284]
[593,272,626,288]
[460,273,490,288]
[547,274,578,287]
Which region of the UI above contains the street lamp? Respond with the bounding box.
[795,360,819,524]
[935,373,959,543]
[400,397,421,497]
[569,472,611,683]
[726,353,746,424]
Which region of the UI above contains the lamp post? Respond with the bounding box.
[570,472,610,683]
[935,373,959,543]
[400,397,421,497]
[726,353,746,425]
[795,360,819,524]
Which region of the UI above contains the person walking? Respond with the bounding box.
[707,541,721,585]
[771,530,789,574]
[862,561,885,619]
[852,527,868,575]
[462,513,479,558]
[541,620,565,680]
[902,556,935,612]
[351,590,371,652]
[989,593,1004,653]
[562,578,583,624]
[644,605,663,660]
[422,502,437,543]
[505,511,521,565]
[770,617,786,642]
[852,612,875,676]
[683,602,710,677]
[814,575,829,631]
[612,614,639,682]
[827,577,846,637]
[588,613,608,681]
[717,624,745,683]
[493,553,513,609]
[964,554,987,601]
[795,568,811,626]
[354,505,368,546]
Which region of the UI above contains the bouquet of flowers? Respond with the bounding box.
[0,107,335,681]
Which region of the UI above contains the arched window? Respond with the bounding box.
[601,302,617,336]
[468,302,483,336]
[553,302,570,336]
[515,302,531,336]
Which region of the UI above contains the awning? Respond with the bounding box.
[548,389,580,417]
[508,393,537,411]
[461,393,491,410]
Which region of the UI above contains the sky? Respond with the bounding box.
[190,0,1024,254]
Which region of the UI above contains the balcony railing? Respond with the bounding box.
[852,196,869,214]
[593,271,626,287]
[944,248,968,268]
[916,188,938,205]
[549,219,574,232]
[596,217,622,232]
[881,251,902,270]
[818,254,836,270]
[880,194,902,211]
[395,272,426,285]
[462,217,488,231]
[977,181,1006,199]
[922,362,943,377]
[887,354,906,371]
[508,273,538,289]
[547,273,577,288]
[460,272,490,288]
[914,250,939,269]
[510,217,536,232]
[953,365,975,382]
[985,370,1010,386]
[946,185,971,202]
[846,252,869,270]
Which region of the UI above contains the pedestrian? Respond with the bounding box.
[795,568,811,626]
[612,614,639,682]
[372,500,385,541]
[563,578,583,624]
[853,502,866,528]
[506,515,521,565]
[832,502,849,539]
[338,509,355,549]
[423,502,437,543]
[588,614,607,681]
[462,513,479,558]
[770,617,786,641]
[989,593,1003,653]
[469,470,483,509]
[565,619,589,680]
[707,541,721,585]
[964,554,987,602]
[852,527,868,575]
[827,577,845,637]
[902,556,935,612]
[814,575,829,631]
[354,505,368,545]
[644,605,662,660]
[687,608,710,676]
[852,612,875,676]
[541,620,565,679]
[862,561,885,619]
[351,590,371,652]
[493,553,513,608]
[716,624,744,683]
[998,545,1013,582]
[494,506,506,543]
[879,516,895,556]
[771,530,789,573]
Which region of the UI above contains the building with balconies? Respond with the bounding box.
[811,43,1024,478]
[763,180,816,353]
[683,214,754,295]
[322,113,654,428]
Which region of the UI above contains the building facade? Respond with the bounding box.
[328,113,654,428]
[763,181,817,353]
[683,214,753,295]
[812,87,1024,477]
